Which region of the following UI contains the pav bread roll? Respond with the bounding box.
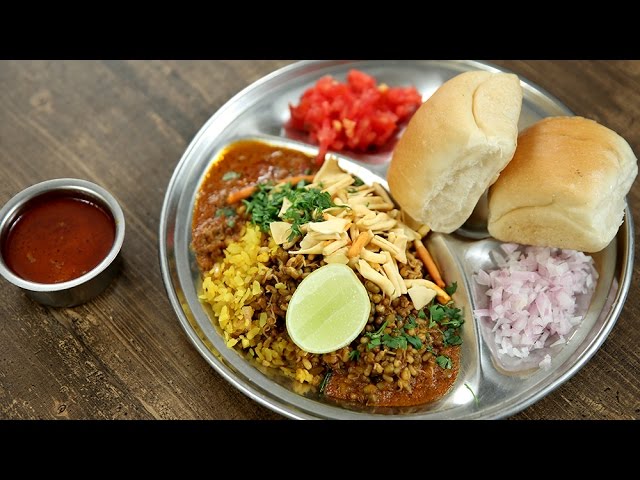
[487,116,638,252]
[387,70,523,233]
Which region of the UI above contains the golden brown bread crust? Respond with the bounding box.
[387,70,523,233]
[487,116,638,252]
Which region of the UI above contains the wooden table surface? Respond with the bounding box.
[0,60,638,420]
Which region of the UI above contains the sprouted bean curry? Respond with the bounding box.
[192,140,463,407]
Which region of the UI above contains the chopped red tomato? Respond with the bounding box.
[288,69,422,164]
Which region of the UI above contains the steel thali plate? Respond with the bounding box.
[158,60,633,419]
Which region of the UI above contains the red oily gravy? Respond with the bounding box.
[2,191,115,284]
[324,346,460,407]
[191,139,462,408]
[192,140,317,272]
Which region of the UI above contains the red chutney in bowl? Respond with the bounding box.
[2,191,115,284]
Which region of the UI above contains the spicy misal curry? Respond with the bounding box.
[191,139,463,407]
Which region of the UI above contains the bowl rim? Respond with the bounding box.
[0,178,125,292]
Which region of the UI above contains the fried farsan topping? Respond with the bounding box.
[268,156,451,308]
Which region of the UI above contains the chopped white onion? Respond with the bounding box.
[473,245,598,370]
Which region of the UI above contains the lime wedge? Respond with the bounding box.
[286,263,371,354]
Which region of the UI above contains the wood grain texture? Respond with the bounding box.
[0,60,638,420]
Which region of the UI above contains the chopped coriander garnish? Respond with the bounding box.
[370,321,388,337]
[440,315,464,329]
[464,382,479,406]
[282,187,337,239]
[444,281,458,296]
[428,303,464,346]
[442,328,463,346]
[405,335,423,350]
[382,334,407,350]
[365,319,422,351]
[429,304,464,328]
[319,371,332,395]
[428,304,444,323]
[244,183,288,232]
[417,309,427,320]
[226,218,236,228]
[402,317,422,348]
[222,171,241,181]
[365,321,388,350]
[244,181,340,241]
[348,350,360,362]
[215,206,237,218]
[436,355,452,370]
[352,176,365,187]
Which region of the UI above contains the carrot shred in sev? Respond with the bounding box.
[226,174,315,204]
[347,229,374,258]
[414,239,446,289]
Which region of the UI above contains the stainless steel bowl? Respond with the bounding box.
[0,178,125,307]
